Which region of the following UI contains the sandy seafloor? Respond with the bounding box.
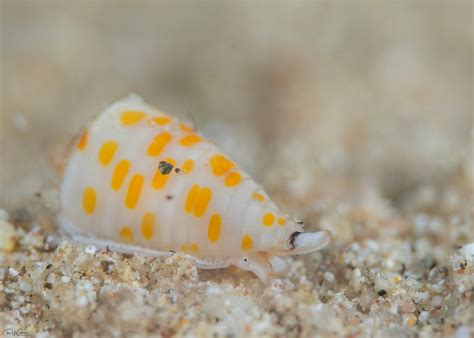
[1,2,473,337]
[1,172,473,338]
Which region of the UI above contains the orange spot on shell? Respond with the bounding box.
[185,184,200,214]
[190,243,199,253]
[225,172,242,187]
[121,111,147,125]
[125,174,144,209]
[111,160,130,190]
[252,192,265,202]
[180,123,193,132]
[98,140,118,166]
[179,134,203,147]
[82,187,96,214]
[147,132,172,157]
[209,154,235,176]
[141,212,155,239]
[262,213,274,227]
[194,187,212,217]
[77,131,88,151]
[179,244,189,253]
[278,217,286,226]
[185,184,212,217]
[182,159,195,174]
[208,214,221,243]
[120,227,133,242]
[148,116,172,126]
[242,234,253,251]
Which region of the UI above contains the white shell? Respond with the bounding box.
[58,96,330,282]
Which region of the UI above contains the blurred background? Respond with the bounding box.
[1,1,472,217]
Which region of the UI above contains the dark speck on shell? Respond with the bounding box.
[158,161,174,175]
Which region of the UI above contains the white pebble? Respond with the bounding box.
[85,245,98,255]
[431,284,443,293]
[206,284,223,296]
[351,268,362,292]
[432,296,442,306]
[455,325,469,338]
[18,279,31,292]
[366,240,380,251]
[36,332,51,338]
[324,271,336,283]
[460,243,474,256]
[19,307,30,315]
[385,259,395,269]
[75,281,96,307]
[35,262,49,273]
[374,273,391,292]
[0,219,17,252]
[8,267,19,277]
[413,291,430,302]
[47,273,56,285]
[419,311,430,322]
[390,303,399,315]
[76,296,88,307]
[311,303,324,312]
